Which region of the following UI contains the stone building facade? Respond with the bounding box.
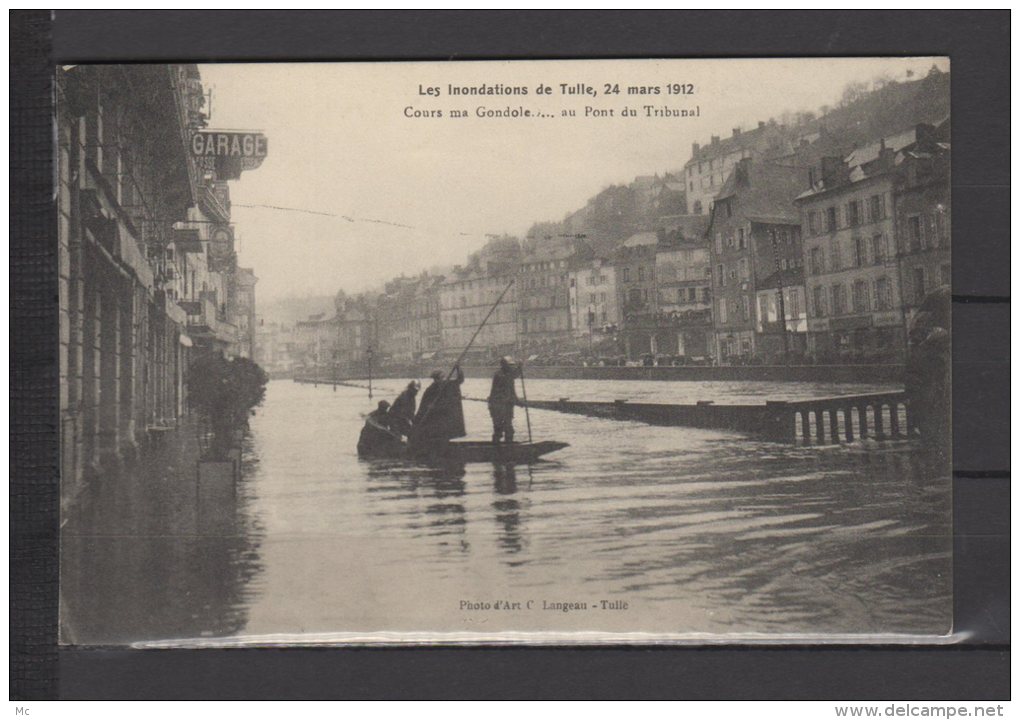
[795,132,923,362]
[57,64,263,510]
[707,158,807,363]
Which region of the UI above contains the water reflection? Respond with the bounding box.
[61,427,265,645]
[492,464,525,558]
[62,379,952,642]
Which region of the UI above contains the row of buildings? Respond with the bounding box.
[273,70,950,375]
[57,64,261,508]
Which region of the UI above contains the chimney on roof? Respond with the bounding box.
[758,121,766,130]
[711,135,720,145]
[915,122,937,149]
[735,157,752,187]
[692,141,700,155]
[820,156,849,187]
[876,135,897,169]
[732,127,741,137]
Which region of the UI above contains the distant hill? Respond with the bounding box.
[525,68,950,255]
[805,67,950,151]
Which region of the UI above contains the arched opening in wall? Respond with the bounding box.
[876,403,890,438]
[850,406,863,439]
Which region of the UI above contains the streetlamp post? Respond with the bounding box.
[366,347,374,400]
[333,316,339,392]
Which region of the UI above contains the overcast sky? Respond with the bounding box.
[198,57,947,303]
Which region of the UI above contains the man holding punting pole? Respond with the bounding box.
[488,357,518,444]
[410,365,466,447]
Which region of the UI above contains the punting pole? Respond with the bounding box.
[417,279,516,427]
[448,279,516,377]
[518,360,534,444]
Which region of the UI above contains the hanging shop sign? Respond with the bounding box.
[191,131,268,158]
[191,131,268,180]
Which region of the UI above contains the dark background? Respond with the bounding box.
[12,10,1009,700]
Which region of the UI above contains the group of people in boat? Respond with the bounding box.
[356,357,522,457]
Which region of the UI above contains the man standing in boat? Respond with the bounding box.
[410,364,466,448]
[487,357,518,445]
[389,380,419,437]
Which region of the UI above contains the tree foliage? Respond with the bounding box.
[189,353,269,430]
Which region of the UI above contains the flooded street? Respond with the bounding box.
[62,378,951,645]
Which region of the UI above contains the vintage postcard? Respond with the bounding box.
[57,58,952,646]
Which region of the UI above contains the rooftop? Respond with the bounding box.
[712,159,806,225]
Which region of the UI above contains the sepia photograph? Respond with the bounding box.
[56,57,953,646]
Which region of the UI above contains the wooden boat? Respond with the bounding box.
[359,436,568,465]
[412,440,568,464]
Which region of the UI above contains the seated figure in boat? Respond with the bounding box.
[357,400,403,457]
[409,365,466,450]
[389,380,419,437]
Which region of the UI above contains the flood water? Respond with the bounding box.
[61,378,952,645]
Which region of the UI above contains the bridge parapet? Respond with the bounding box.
[764,392,910,445]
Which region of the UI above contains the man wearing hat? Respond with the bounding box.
[487,357,518,444]
[411,364,466,447]
[357,400,400,456]
[389,380,419,437]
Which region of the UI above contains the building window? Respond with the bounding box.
[852,280,869,313]
[808,211,818,235]
[813,285,827,317]
[868,194,884,222]
[717,264,725,287]
[638,266,645,281]
[738,257,749,280]
[742,296,751,321]
[908,215,923,252]
[688,287,698,303]
[826,206,838,232]
[830,240,842,272]
[853,236,867,267]
[809,247,825,275]
[871,234,885,264]
[831,284,846,316]
[788,289,800,319]
[622,267,630,282]
[718,298,727,324]
[874,277,891,310]
[759,295,770,325]
[694,200,702,214]
[913,267,926,302]
[737,227,745,249]
[847,200,862,227]
[934,208,949,247]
